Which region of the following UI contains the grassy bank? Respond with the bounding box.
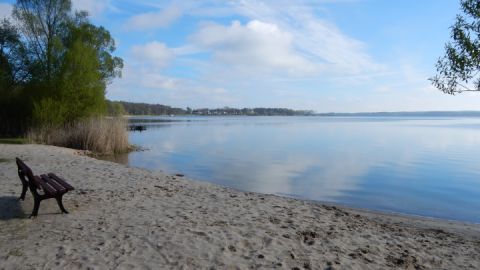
[27,117,132,155]
[0,138,28,144]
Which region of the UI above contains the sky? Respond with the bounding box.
[1,0,480,112]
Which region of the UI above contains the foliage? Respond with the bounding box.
[0,19,28,90]
[191,107,314,116]
[431,0,480,94]
[13,0,72,83]
[119,101,187,115]
[115,100,314,116]
[106,100,126,116]
[0,0,123,136]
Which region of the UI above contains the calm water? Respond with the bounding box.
[112,116,480,223]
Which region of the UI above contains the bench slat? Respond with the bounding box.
[48,173,74,191]
[34,176,57,195]
[40,174,66,194]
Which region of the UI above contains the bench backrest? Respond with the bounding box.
[16,158,37,189]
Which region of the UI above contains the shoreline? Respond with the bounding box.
[90,149,480,228]
[97,151,480,228]
[1,144,479,269]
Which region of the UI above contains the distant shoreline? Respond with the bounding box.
[315,111,480,117]
[110,100,480,117]
[123,111,480,117]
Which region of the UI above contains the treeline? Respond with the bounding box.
[109,101,186,116]
[108,101,314,116]
[0,0,122,136]
[191,107,314,116]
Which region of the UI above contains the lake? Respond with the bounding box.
[108,116,480,223]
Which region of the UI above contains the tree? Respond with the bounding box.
[0,19,32,136]
[1,0,123,128]
[42,11,123,123]
[431,0,480,94]
[106,100,126,116]
[13,0,71,83]
[0,19,28,91]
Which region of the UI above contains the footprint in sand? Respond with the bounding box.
[297,230,318,246]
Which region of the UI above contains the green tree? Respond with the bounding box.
[431,0,480,94]
[13,0,71,83]
[0,19,31,136]
[106,100,126,116]
[36,12,123,124]
[5,0,123,127]
[0,19,27,92]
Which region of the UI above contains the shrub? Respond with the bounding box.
[28,117,131,154]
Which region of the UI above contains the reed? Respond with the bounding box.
[28,117,132,154]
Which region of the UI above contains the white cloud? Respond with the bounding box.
[173,0,383,82]
[190,20,315,75]
[108,41,179,101]
[232,0,383,75]
[71,0,110,17]
[108,63,237,107]
[139,72,179,90]
[296,19,382,74]
[125,42,178,90]
[131,41,174,69]
[0,3,12,19]
[125,5,182,31]
[108,63,180,101]
[109,1,425,110]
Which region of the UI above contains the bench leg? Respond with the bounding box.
[19,184,28,201]
[56,195,69,214]
[30,198,41,218]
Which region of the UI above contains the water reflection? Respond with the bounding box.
[106,116,480,223]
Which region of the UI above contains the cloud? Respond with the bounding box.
[109,1,400,110]
[108,64,237,107]
[71,0,110,17]
[108,41,179,101]
[138,72,179,90]
[124,5,182,31]
[108,63,180,102]
[294,19,382,74]
[123,42,178,90]
[0,3,12,19]
[232,0,383,75]
[108,40,238,107]
[131,41,174,69]
[190,20,316,75]
[175,0,383,82]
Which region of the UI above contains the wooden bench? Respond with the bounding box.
[16,158,74,217]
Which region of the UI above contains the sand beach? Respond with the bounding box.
[0,144,479,269]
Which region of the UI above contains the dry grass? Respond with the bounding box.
[28,117,132,154]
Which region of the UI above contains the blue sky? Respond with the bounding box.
[2,0,480,112]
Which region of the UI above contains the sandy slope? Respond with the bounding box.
[0,144,479,269]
